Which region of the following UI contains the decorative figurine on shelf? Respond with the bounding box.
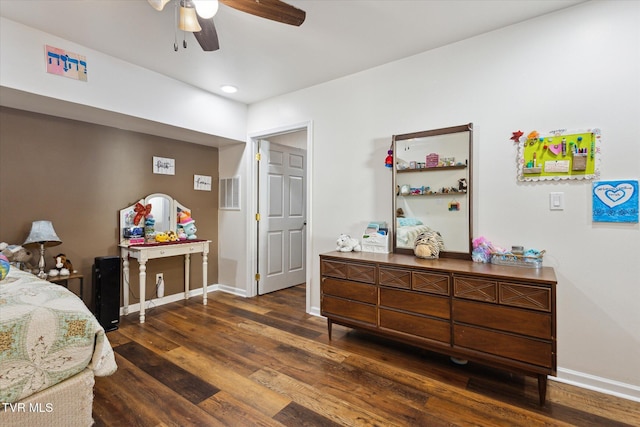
[413,230,445,259]
[385,148,393,168]
[336,234,361,252]
[178,213,198,240]
[48,254,73,277]
[458,178,468,192]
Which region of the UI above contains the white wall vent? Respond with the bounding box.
[220,176,240,210]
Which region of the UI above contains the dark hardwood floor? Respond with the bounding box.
[93,285,640,426]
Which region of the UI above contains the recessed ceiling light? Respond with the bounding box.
[221,85,238,94]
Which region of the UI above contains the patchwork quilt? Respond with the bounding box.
[0,267,117,403]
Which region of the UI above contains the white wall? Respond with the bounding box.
[245,1,640,399]
[218,143,250,294]
[0,17,247,143]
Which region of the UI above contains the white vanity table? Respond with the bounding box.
[119,240,210,323]
[119,193,211,324]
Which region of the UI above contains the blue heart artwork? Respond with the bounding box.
[592,180,639,223]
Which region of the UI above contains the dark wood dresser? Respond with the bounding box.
[320,251,557,405]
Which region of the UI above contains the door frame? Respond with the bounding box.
[245,121,313,313]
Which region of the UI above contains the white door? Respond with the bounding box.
[257,140,306,294]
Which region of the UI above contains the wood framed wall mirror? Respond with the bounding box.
[392,123,473,260]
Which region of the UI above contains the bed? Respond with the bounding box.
[0,266,117,426]
[396,218,433,249]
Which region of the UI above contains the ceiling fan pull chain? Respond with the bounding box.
[174,2,179,51]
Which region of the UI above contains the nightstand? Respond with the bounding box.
[49,273,84,299]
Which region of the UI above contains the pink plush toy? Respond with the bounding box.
[471,236,494,263]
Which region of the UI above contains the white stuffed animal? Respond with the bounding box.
[336,234,362,252]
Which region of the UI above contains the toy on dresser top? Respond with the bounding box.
[336,234,361,252]
[413,230,445,259]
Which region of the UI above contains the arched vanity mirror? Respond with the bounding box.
[146,193,173,233]
[119,193,191,245]
[392,123,473,259]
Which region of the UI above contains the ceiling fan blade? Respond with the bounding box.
[194,15,220,51]
[220,0,305,26]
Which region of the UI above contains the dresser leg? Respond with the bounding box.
[327,319,333,340]
[538,374,548,406]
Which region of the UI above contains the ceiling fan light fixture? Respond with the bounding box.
[221,85,238,94]
[148,0,171,11]
[179,5,202,32]
[193,0,219,19]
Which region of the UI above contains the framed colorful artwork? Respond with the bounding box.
[592,180,638,223]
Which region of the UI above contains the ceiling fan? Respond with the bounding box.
[147,0,306,52]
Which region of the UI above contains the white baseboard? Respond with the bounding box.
[119,284,246,316]
[552,367,640,403]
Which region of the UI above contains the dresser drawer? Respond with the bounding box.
[321,278,377,304]
[321,260,376,284]
[412,271,450,295]
[380,309,450,344]
[499,282,552,312]
[380,288,450,319]
[379,267,411,289]
[453,299,551,339]
[453,276,497,302]
[454,325,553,368]
[322,295,376,325]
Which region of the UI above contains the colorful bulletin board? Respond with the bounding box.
[516,128,601,181]
[592,180,638,223]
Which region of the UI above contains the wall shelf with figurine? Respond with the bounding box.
[397,164,467,173]
[515,128,601,182]
[398,189,467,197]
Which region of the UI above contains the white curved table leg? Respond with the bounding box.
[202,250,208,305]
[184,253,191,300]
[139,260,147,324]
[122,255,130,315]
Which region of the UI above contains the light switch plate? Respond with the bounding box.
[549,192,564,210]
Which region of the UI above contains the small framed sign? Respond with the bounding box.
[153,156,175,175]
[194,175,212,191]
[45,45,88,81]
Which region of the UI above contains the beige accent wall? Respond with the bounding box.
[0,107,219,309]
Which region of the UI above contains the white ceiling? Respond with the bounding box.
[1,0,586,105]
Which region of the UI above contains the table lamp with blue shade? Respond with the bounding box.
[23,220,62,279]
